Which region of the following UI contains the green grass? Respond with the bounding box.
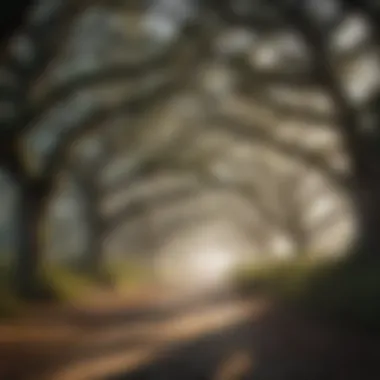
[0,259,151,318]
[105,260,152,293]
[42,265,98,302]
[233,257,327,299]
[233,255,380,333]
[0,263,25,318]
[44,259,151,299]
[0,262,98,318]
[302,257,380,332]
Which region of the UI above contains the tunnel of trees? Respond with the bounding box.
[0,0,378,299]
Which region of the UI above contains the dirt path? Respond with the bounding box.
[0,289,268,379]
[0,289,379,380]
[112,302,380,380]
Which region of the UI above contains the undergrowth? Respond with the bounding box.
[233,255,380,333]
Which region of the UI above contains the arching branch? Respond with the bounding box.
[39,75,181,195]
[209,115,348,190]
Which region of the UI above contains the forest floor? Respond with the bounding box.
[0,286,379,380]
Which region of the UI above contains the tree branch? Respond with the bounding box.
[209,114,348,190]
[39,76,181,196]
[268,0,367,177]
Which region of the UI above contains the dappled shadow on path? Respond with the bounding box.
[67,290,240,329]
[0,290,261,379]
[115,302,380,380]
[1,291,380,380]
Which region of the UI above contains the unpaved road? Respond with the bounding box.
[1,289,380,380]
[118,304,380,380]
[0,290,267,379]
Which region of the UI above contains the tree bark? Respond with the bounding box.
[84,209,107,281]
[80,186,109,283]
[293,231,308,257]
[13,182,48,299]
[352,178,380,261]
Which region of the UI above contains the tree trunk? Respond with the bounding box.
[353,179,380,261]
[294,233,308,258]
[13,184,47,299]
[81,192,109,283]
[85,215,107,281]
[285,210,308,258]
[72,165,110,283]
